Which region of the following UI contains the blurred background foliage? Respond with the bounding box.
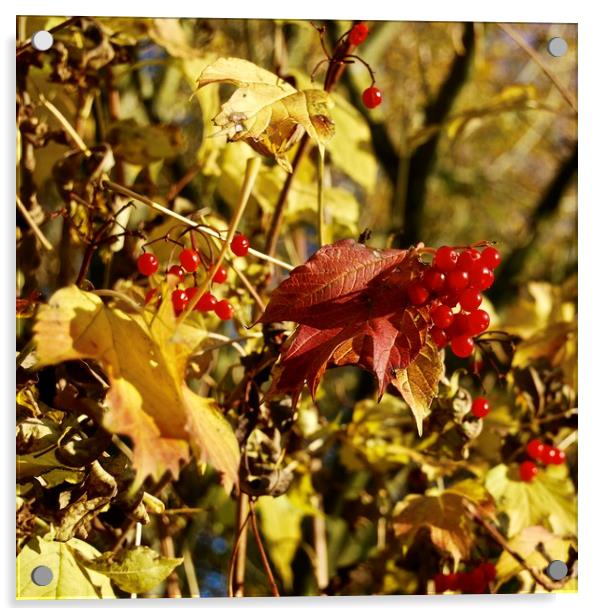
[17,16,577,598]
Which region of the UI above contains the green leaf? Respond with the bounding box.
[392,337,443,435]
[17,536,115,599]
[82,546,182,595]
[485,463,577,538]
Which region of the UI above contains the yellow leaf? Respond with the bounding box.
[196,57,335,171]
[33,286,240,490]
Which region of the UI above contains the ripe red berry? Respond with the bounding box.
[362,86,382,109]
[212,264,228,284]
[168,264,185,281]
[480,562,496,583]
[137,252,159,276]
[407,282,429,306]
[431,305,454,329]
[553,449,566,465]
[433,246,459,272]
[481,246,501,270]
[423,268,446,292]
[214,299,234,320]
[434,573,450,593]
[449,312,470,337]
[179,248,201,273]
[440,293,459,308]
[519,460,538,482]
[171,289,189,314]
[447,269,470,293]
[468,264,494,291]
[195,291,217,312]
[466,309,490,335]
[431,327,449,349]
[349,22,369,46]
[231,234,250,257]
[526,439,545,461]
[459,287,482,312]
[471,396,490,418]
[450,335,474,358]
[457,248,481,271]
[541,445,558,465]
[184,287,199,302]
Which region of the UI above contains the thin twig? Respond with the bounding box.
[248,499,280,597]
[228,495,251,597]
[100,178,293,271]
[497,24,577,113]
[178,157,261,323]
[16,196,53,251]
[16,17,78,57]
[182,545,200,598]
[166,163,201,202]
[311,486,329,594]
[130,523,143,599]
[39,94,92,155]
[462,498,564,592]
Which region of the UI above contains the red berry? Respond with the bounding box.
[553,449,566,465]
[231,234,250,257]
[468,264,494,291]
[519,460,538,482]
[526,439,545,461]
[459,287,482,312]
[179,248,201,273]
[541,445,558,465]
[144,288,158,305]
[349,22,369,46]
[171,289,189,314]
[449,312,470,337]
[431,305,453,328]
[440,293,459,308]
[423,268,446,292]
[481,246,501,270]
[434,573,450,593]
[168,264,185,281]
[466,309,490,335]
[362,86,382,109]
[446,269,470,293]
[433,246,458,272]
[471,396,490,418]
[196,292,217,312]
[214,299,234,320]
[184,287,199,302]
[450,335,474,358]
[408,282,429,306]
[457,248,481,271]
[480,562,496,583]
[137,252,159,276]
[212,264,228,284]
[431,327,449,349]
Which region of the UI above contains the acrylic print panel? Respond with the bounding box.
[16,16,577,599]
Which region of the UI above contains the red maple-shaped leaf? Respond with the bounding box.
[260,239,432,405]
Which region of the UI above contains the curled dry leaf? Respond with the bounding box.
[260,239,440,431]
[33,285,240,491]
[196,57,335,172]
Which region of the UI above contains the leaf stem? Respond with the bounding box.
[229,493,251,597]
[249,499,281,597]
[16,195,53,251]
[317,151,326,247]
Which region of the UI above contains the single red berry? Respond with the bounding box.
[457,248,481,271]
[519,460,539,482]
[362,86,382,109]
[450,335,474,358]
[440,293,459,308]
[431,305,454,329]
[471,396,491,418]
[526,439,545,461]
[481,246,501,270]
[446,572,460,591]
[137,252,159,276]
[423,268,446,292]
[468,264,495,291]
[434,573,450,593]
[231,233,250,257]
[459,287,482,312]
[212,264,228,284]
[447,269,470,293]
[195,291,217,312]
[179,248,201,273]
[480,562,497,583]
[185,287,199,302]
[431,327,449,349]
[408,282,429,306]
[349,22,369,46]
[466,308,490,335]
[168,264,185,281]
[449,312,470,336]
[433,246,459,272]
[553,449,566,465]
[541,445,558,465]
[463,568,487,594]
[214,299,234,320]
[171,289,189,314]
[144,288,158,305]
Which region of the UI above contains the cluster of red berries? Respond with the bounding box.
[347,23,383,110]
[519,439,567,482]
[136,233,251,321]
[434,562,496,594]
[407,245,501,358]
